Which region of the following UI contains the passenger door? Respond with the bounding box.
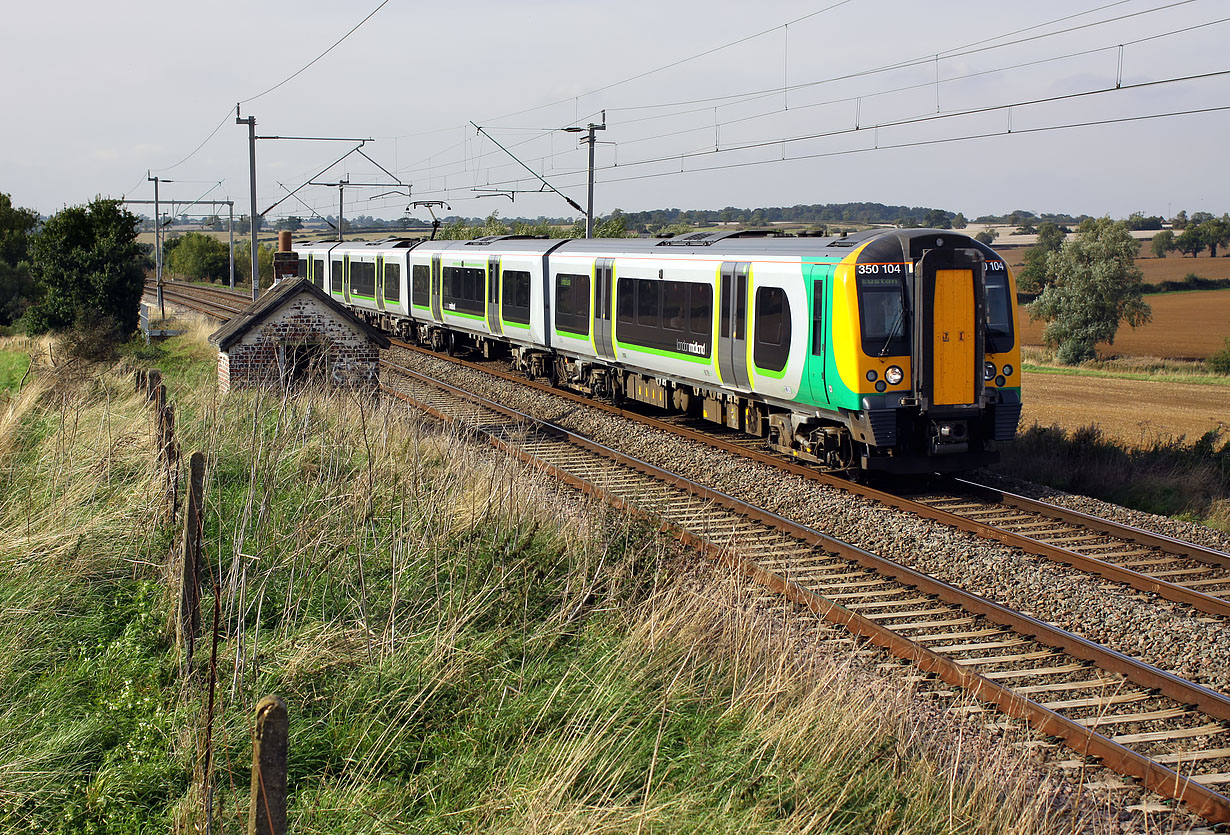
[430,254,443,323]
[718,261,750,390]
[809,266,830,404]
[487,255,503,335]
[376,256,385,311]
[593,258,615,360]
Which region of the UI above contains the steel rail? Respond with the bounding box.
[385,337,1230,620]
[378,355,1230,824]
[955,477,1230,569]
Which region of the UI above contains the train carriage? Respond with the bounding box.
[293,226,1021,475]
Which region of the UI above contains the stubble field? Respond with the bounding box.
[1019,370,1229,446]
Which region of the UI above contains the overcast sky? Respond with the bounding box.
[3,0,1227,224]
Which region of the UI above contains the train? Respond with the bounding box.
[292,228,1021,474]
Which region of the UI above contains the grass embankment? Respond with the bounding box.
[0,330,1068,833]
[994,424,1230,530]
[1020,347,1230,387]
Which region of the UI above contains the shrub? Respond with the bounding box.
[1209,338,1230,375]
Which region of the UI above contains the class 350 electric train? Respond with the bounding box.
[292,227,1021,475]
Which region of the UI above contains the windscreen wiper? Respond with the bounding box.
[877,308,904,357]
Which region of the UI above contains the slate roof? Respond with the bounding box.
[208,278,392,351]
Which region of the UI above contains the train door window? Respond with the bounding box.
[312,260,324,289]
[501,269,531,325]
[689,284,712,340]
[554,272,590,336]
[297,258,308,279]
[984,264,1014,353]
[330,260,343,294]
[753,286,791,372]
[662,281,685,331]
[384,263,401,303]
[636,278,659,327]
[734,271,747,340]
[411,264,430,307]
[811,280,825,356]
[616,277,634,324]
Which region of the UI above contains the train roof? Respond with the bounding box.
[288,228,998,260]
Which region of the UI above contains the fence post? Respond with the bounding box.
[248,696,288,835]
[179,451,205,672]
[146,370,162,401]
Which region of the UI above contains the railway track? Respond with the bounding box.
[377,354,1230,824]
[143,280,251,319]
[382,337,1230,622]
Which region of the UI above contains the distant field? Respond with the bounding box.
[1017,287,1230,359]
[1020,370,1230,446]
[1000,240,1230,285]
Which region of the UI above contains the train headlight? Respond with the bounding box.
[885,365,904,385]
[984,361,996,380]
[1002,364,1014,377]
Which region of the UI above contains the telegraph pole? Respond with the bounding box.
[237,106,259,300]
[147,173,171,319]
[565,112,606,238]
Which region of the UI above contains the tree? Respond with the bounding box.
[1028,217,1151,364]
[1,192,38,267]
[923,208,951,229]
[1017,221,1065,293]
[974,229,997,245]
[951,212,967,229]
[0,192,39,326]
[1171,210,1189,230]
[1199,217,1230,257]
[1174,228,1206,257]
[274,216,303,232]
[1125,211,1164,231]
[234,214,264,235]
[24,198,145,338]
[235,241,272,286]
[1151,230,1175,259]
[166,232,230,282]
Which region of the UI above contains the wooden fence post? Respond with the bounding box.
[248,696,288,835]
[179,451,205,673]
[146,369,162,401]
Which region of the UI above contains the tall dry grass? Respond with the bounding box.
[0,329,1130,833]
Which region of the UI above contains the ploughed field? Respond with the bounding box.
[1015,287,1230,360]
[1019,371,1230,446]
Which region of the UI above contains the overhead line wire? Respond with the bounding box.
[396,0,1201,190]
[406,68,1230,199]
[238,0,391,105]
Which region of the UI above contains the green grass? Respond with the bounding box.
[1021,346,1230,386]
[0,349,30,391]
[0,329,1066,834]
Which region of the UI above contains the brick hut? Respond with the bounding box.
[209,278,390,393]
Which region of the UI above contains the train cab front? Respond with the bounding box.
[837,229,1022,475]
